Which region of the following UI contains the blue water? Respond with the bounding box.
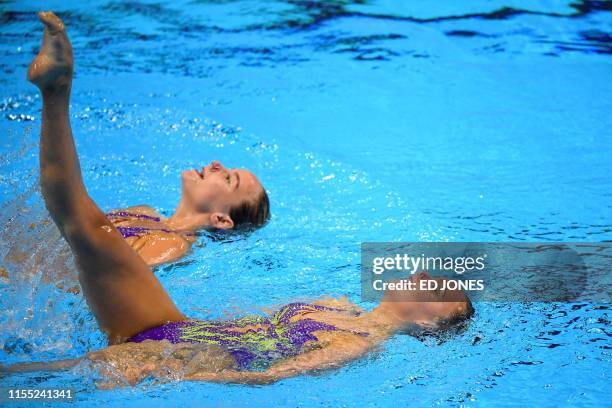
[1,0,611,406]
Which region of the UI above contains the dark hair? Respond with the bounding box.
[432,298,475,332]
[403,297,475,342]
[228,187,270,229]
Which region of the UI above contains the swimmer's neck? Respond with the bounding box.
[362,303,431,336]
[166,201,212,231]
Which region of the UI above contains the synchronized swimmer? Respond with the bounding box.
[3,12,473,386]
[27,9,269,267]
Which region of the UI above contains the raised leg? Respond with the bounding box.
[28,12,185,344]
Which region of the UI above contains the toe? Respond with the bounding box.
[38,11,65,34]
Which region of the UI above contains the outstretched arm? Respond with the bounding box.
[28,12,184,343]
[0,358,82,375]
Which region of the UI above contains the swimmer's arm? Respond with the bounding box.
[186,333,372,385]
[261,333,372,382]
[0,358,82,375]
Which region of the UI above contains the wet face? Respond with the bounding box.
[180,160,263,223]
[382,272,471,326]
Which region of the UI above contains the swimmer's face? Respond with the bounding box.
[382,272,471,326]
[180,160,264,228]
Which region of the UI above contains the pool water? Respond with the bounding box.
[1,0,611,406]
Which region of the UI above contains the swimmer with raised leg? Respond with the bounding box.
[27,11,269,267]
[4,12,473,386]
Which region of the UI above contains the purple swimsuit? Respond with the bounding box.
[128,302,368,370]
[106,211,193,238]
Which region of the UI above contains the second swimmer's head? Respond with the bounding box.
[180,160,270,230]
[379,271,474,334]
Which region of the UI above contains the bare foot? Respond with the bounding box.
[27,11,73,92]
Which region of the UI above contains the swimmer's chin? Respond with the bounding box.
[181,169,204,182]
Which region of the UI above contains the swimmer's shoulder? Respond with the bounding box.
[313,296,363,314]
[133,231,192,266]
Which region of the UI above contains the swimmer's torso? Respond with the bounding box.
[106,206,196,266]
[128,302,372,370]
